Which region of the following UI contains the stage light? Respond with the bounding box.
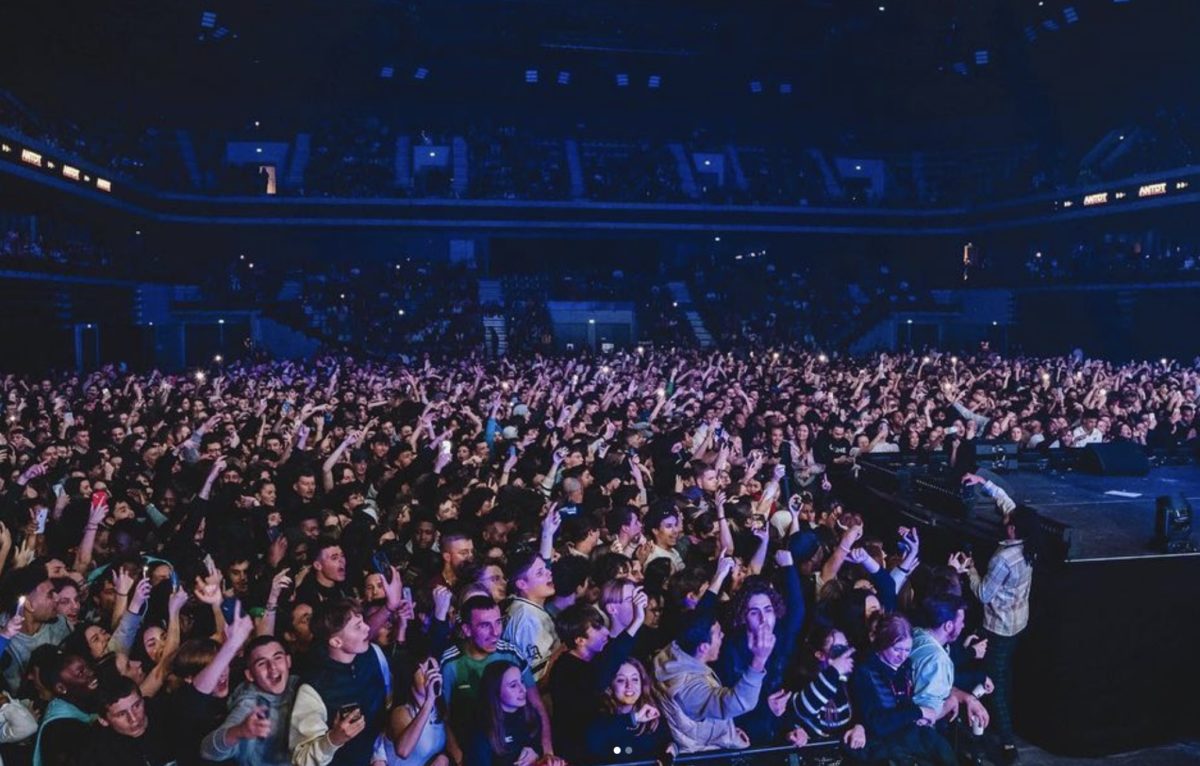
[1063,6,1079,23]
[749,80,763,94]
[218,318,225,325]
[96,178,112,192]
[62,165,80,180]
[397,309,405,316]
[20,149,42,167]
[648,75,661,89]
[637,346,644,355]
[616,73,629,87]
[974,50,989,65]
[818,353,828,363]
[907,319,913,325]
[200,11,217,29]
[557,71,571,85]
[0,144,10,153]
[379,66,394,79]
[414,67,429,80]
[672,302,678,308]
[214,355,223,363]
[779,83,792,95]
[588,318,595,324]
[713,236,721,242]
[524,70,539,84]
[195,371,206,383]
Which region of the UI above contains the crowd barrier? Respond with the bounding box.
[603,740,843,766]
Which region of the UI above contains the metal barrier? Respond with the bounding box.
[603,740,844,766]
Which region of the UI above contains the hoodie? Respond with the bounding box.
[651,642,764,753]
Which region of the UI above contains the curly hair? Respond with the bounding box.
[727,575,785,633]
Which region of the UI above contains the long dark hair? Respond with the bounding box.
[600,658,661,735]
[1010,505,1042,565]
[480,660,539,755]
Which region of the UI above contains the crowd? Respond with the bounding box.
[1,343,1192,766]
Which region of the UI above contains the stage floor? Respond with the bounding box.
[990,464,1200,560]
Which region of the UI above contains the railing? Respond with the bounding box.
[601,740,843,766]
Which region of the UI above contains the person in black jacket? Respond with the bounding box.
[848,613,954,766]
[583,659,674,764]
[463,661,565,766]
[547,592,646,762]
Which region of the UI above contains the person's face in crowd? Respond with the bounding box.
[413,521,437,550]
[479,564,507,602]
[73,478,93,499]
[880,635,913,668]
[364,573,386,603]
[770,427,784,450]
[55,654,98,701]
[294,475,316,501]
[1119,423,1134,440]
[816,629,850,667]
[1010,426,1024,443]
[102,690,149,738]
[345,491,365,512]
[45,558,69,579]
[314,546,347,584]
[202,441,223,462]
[1083,416,1097,432]
[855,435,870,451]
[265,435,285,455]
[651,514,681,548]
[605,582,636,631]
[744,593,777,634]
[628,557,644,583]
[830,425,846,442]
[395,450,416,470]
[701,622,724,662]
[84,625,112,659]
[258,482,278,508]
[55,584,81,623]
[25,580,58,622]
[290,603,313,643]
[436,499,458,521]
[516,557,555,600]
[498,666,527,712]
[226,560,251,595]
[443,538,475,575]
[143,626,167,662]
[73,430,90,451]
[465,606,504,654]
[699,469,719,494]
[300,518,320,540]
[620,512,642,542]
[110,426,126,444]
[565,449,585,469]
[944,608,966,644]
[610,662,643,709]
[331,612,371,655]
[578,623,610,656]
[246,640,292,695]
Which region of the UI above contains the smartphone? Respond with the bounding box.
[402,586,413,603]
[34,507,48,535]
[267,526,283,544]
[440,440,452,455]
[90,490,108,511]
[372,550,393,583]
[337,703,361,720]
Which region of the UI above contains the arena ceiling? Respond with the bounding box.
[3,0,1197,150]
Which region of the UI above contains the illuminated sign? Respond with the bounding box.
[1062,200,1074,208]
[96,178,112,192]
[20,149,42,167]
[62,165,80,180]
[1138,182,1167,197]
[0,144,10,153]
[1083,192,1108,206]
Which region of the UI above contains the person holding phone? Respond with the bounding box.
[289,600,390,766]
[375,656,448,766]
[201,636,300,766]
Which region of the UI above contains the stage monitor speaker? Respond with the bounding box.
[1079,442,1150,476]
[1154,494,1194,554]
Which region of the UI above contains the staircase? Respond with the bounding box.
[175,130,202,190]
[451,136,470,196]
[807,148,844,201]
[667,143,700,199]
[726,145,749,192]
[395,135,413,190]
[667,282,713,348]
[479,279,508,358]
[564,139,586,199]
[284,133,311,191]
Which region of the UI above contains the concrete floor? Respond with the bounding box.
[1017,739,1200,765]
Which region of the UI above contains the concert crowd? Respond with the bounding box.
[0,345,1192,766]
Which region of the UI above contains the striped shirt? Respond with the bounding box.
[791,666,852,739]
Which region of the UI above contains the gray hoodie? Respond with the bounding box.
[199,675,300,766]
[652,641,764,753]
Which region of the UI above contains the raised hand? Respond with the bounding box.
[748,622,777,666]
[128,576,152,615]
[633,704,660,725]
[233,704,273,741]
[168,585,190,615]
[225,601,255,646]
[767,689,792,718]
[432,585,453,622]
[829,646,855,677]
